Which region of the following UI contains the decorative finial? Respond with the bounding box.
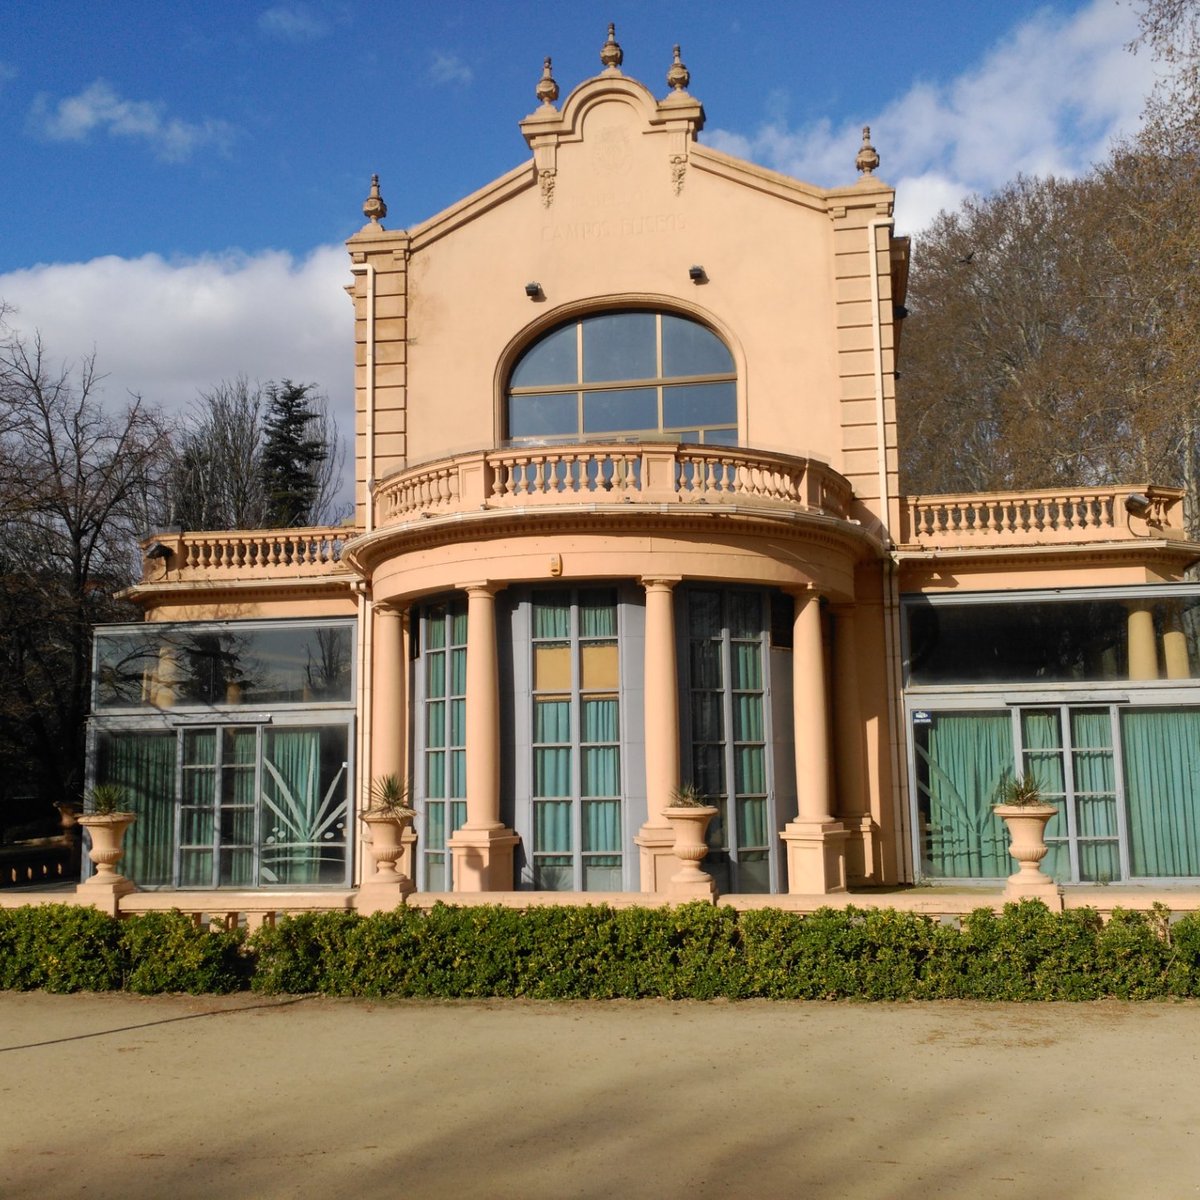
[535,56,559,106]
[600,23,623,71]
[667,44,689,91]
[363,174,387,224]
[856,126,880,176]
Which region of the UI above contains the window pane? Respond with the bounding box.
[184,729,215,766]
[511,323,578,387]
[583,800,621,850]
[584,858,622,891]
[663,382,736,429]
[733,694,764,742]
[582,697,619,742]
[181,808,213,844]
[702,427,739,446]
[729,593,761,640]
[1123,709,1200,877]
[582,747,619,796]
[732,643,762,689]
[579,591,617,636]
[533,598,571,639]
[535,800,572,850]
[662,314,734,376]
[690,641,722,688]
[534,644,572,690]
[582,388,657,434]
[180,849,212,887]
[534,747,572,797]
[581,643,619,689]
[534,698,571,743]
[689,591,722,638]
[581,313,656,382]
[509,392,579,439]
[691,692,723,742]
[426,650,445,697]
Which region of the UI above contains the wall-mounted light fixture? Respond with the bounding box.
[145,541,173,560]
[1125,492,1153,518]
[688,265,707,284]
[525,281,543,299]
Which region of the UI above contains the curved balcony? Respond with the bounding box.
[373,443,855,528]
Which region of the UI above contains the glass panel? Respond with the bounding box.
[426,801,446,851]
[581,313,656,382]
[426,701,446,748]
[729,593,760,640]
[581,643,619,689]
[449,698,466,746]
[184,729,215,766]
[1079,841,1121,884]
[582,696,618,743]
[534,801,572,851]
[734,746,766,795]
[582,747,619,797]
[688,591,722,638]
[702,427,739,446]
[584,858,622,891]
[181,808,213,844]
[426,854,446,892]
[689,641,722,688]
[663,381,736,429]
[183,771,214,806]
[508,392,579,439]
[426,751,445,798]
[582,388,657,435]
[732,643,762,689]
[449,648,466,693]
[450,609,468,646]
[534,858,573,890]
[259,727,349,886]
[180,849,212,887]
[691,692,723,742]
[220,848,253,887]
[534,644,572,690]
[94,623,354,708]
[661,314,734,377]
[449,750,466,797]
[1122,709,1200,877]
[733,694,764,742]
[583,800,621,851]
[426,651,445,697]
[737,850,771,894]
[534,748,572,797]
[95,730,178,889]
[915,712,1013,878]
[579,592,617,636]
[533,599,571,639]
[221,807,254,845]
[692,743,725,797]
[425,615,446,650]
[737,797,768,849]
[510,323,578,388]
[535,698,571,743]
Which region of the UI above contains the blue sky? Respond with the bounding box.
[0,1,1158,466]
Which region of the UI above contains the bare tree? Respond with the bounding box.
[0,320,171,825]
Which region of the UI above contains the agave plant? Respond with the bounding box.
[367,773,416,818]
[87,783,128,815]
[995,773,1045,808]
[668,781,709,808]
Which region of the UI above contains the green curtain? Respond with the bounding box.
[1123,709,1200,877]
[98,732,176,887]
[919,713,1013,878]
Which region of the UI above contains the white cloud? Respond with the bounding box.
[28,80,235,162]
[258,4,328,42]
[704,0,1157,233]
[0,247,352,441]
[429,52,473,87]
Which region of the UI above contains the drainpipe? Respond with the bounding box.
[867,215,910,882]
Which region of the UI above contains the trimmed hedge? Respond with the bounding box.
[4,900,1200,999]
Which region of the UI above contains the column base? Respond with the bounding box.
[634,824,676,893]
[781,819,849,894]
[669,872,718,903]
[840,814,881,885]
[448,825,520,892]
[356,874,416,915]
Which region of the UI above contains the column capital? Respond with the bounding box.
[456,580,500,597]
[372,601,406,618]
[640,575,682,592]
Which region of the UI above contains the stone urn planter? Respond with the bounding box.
[994,775,1059,901]
[663,785,719,901]
[78,801,137,897]
[357,774,416,913]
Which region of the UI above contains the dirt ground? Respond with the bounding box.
[2,994,1199,1199]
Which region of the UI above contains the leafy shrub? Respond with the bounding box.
[121,911,248,994]
[0,904,123,992]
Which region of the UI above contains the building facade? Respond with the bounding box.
[89,35,1200,906]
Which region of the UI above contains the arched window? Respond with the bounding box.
[507,311,737,445]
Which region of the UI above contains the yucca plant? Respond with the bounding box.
[668,782,710,808]
[995,773,1045,808]
[367,773,415,817]
[87,784,128,815]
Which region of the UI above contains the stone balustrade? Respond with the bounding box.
[375,442,855,526]
[139,526,356,584]
[902,485,1186,549]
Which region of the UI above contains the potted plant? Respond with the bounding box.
[662,783,719,898]
[993,773,1059,898]
[359,774,416,882]
[77,784,137,891]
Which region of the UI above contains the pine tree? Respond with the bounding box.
[259,380,329,527]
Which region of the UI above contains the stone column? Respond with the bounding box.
[447,583,517,891]
[831,605,875,884]
[1164,602,1191,680]
[368,604,415,883]
[1127,603,1159,680]
[781,590,847,893]
[635,577,682,892]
